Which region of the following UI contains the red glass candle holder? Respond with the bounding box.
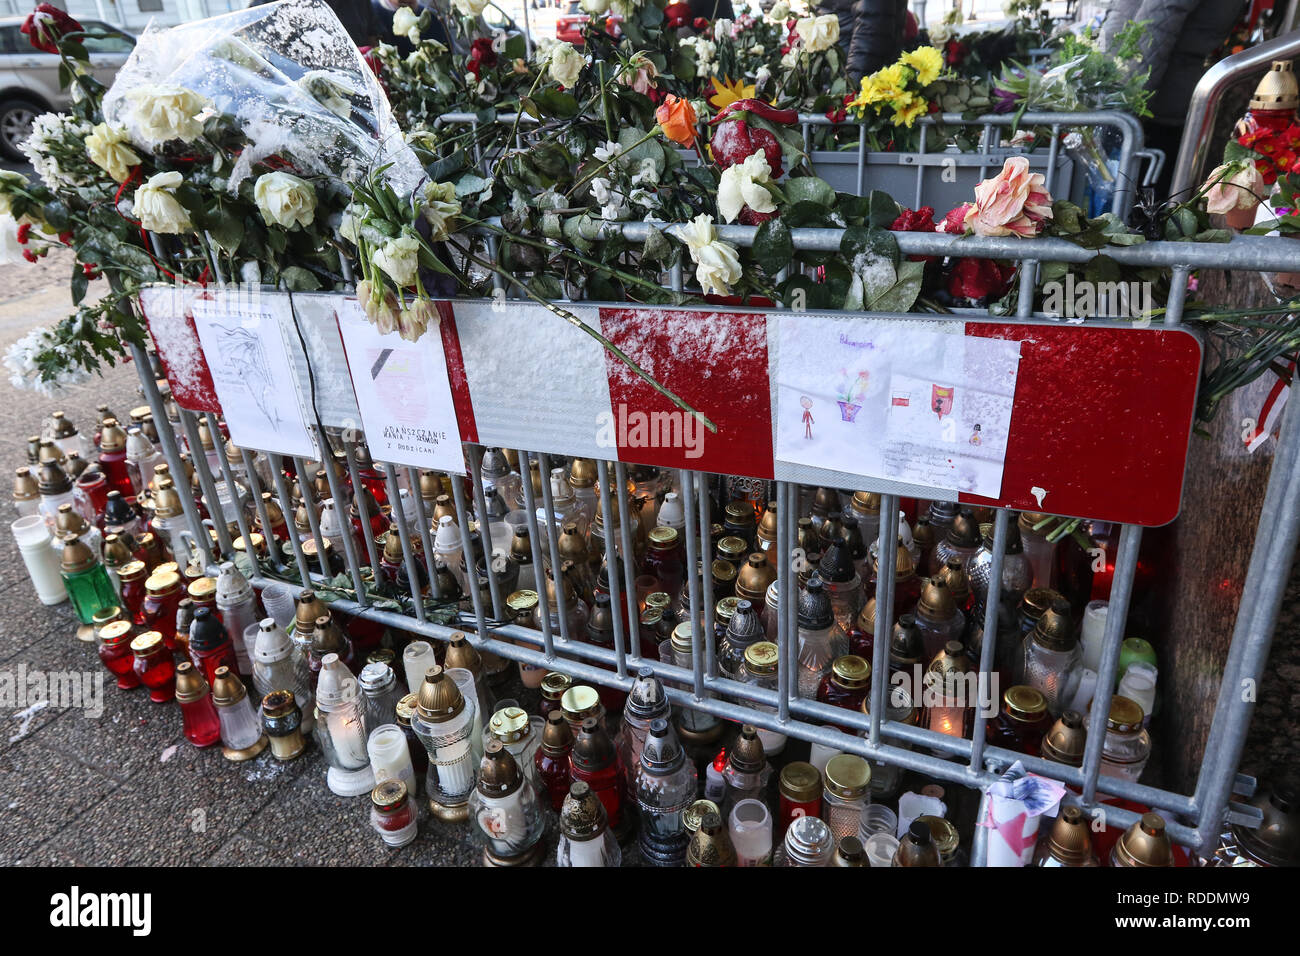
[97,621,140,690]
[142,570,183,650]
[131,632,176,703]
[117,560,149,626]
[174,662,221,747]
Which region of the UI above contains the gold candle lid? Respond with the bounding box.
[129,631,165,656]
[174,661,209,703]
[415,665,465,722]
[59,534,97,573]
[830,654,871,689]
[1113,813,1174,867]
[1250,60,1299,111]
[824,754,871,799]
[743,641,779,676]
[12,467,38,501]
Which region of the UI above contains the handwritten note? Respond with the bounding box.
[190,290,318,459]
[335,298,465,474]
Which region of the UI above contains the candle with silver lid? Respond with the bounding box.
[251,618,315,734]
[635,717,698,866]
[775,815,835,866]
[359,660,402,732]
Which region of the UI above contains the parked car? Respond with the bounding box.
[555,1,620,45]
[0,17,134,161]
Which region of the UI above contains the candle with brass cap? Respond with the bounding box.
[211,665,269,760]
[411,665,477,820]
[471,739,545,866]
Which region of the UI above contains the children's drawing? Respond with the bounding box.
[800,395,815,439]
[932,384,954,420]
[211,322,282,431]
[835,368,872,422]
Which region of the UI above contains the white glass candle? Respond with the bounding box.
[326,708,370,767]
[1080,601,1109,673]
[1117,663,1157,726]
[368,723,417,796]
[12,515,67,605]
[402,641,438,695]
[729,798,774,866]
[218,695,265,751]
[807,741,842,776]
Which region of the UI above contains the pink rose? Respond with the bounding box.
[963,156,1054,238]
[1204,162,1263,215]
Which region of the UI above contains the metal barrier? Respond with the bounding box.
[436,109,1145,218]
[130,224,1300,863]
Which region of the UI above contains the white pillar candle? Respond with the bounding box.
[808,741,842,776]
[1064,668,1098,716]
[12,516,67,605]
[1080,601,1109,673]
[729,799,774,866]
[566,836,607,867]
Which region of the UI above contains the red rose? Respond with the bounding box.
[467,37,497,79]
[947,257,1015,301]
[21,3,81,54]
[693,17,709,30]
[825,106,846,123]
[943,39,966,66]
[664,1,691,27]
[711,119,784,176]
[890,205,937,233]
[936,203,970,234]
[737,206,777,226]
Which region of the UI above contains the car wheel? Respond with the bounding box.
[0,99,41,163]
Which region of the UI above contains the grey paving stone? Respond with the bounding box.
[0,738,121,824]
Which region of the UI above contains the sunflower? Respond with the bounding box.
[708,76,757,110]
[900,46,944,86]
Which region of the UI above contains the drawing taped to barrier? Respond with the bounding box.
[774,314,1022,498]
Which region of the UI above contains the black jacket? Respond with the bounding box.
[844,0,908,83]
[690,0,736,20]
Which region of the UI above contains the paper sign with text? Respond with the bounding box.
[335,298,465,474]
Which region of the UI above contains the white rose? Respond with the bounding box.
[780,48,799,68]
[713,18,733,40]
[672,214,742,296]
[766,1,789,21]
[717,150,776,223]
[451,0,489,15]
[795,14,839,52]
[694,38,717,64]
[755,65,771,87]
[930,21,952,44]
[128,85,210,145]
[751,44,764,55]
[422,180,462,240]
[372,234,422,288]
[84,123,140,184]
[254,171,317,230]
[392,6,420,43]
[297,70,355,120]
[548,42,585,89]
[0,213,24,265]
[580,0,609,14]
[134,171,192,235]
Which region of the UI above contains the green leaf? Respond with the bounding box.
[868,190,900,228]
[70,268,88,306]
[280,266,321,291]
[752,218,793,275]
[783,200,836,229]
[783,176,836,208]
[641,224,672,265]
[840,225,899,268]
[1051,200,1083,234]
[863,259,925,312]
[529,274,563,300]
[532,88,580,119]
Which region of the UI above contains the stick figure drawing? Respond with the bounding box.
[800,395,814,439]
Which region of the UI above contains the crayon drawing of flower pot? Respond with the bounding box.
[837,401,862,422]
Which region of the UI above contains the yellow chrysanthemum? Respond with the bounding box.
[865,63,908,104]
[891,92,929,127]
[708,76,757,110]
[900,46,943,86]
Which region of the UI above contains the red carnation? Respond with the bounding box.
[947,257,1015,301]
[21,3,81,54]
[22,248,37,263]
[15,222,31,244]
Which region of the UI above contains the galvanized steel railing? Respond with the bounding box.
[131,225,1300,863]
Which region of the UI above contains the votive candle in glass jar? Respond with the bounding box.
[116,560,148,626]
[59,534,117,626]
[471,739,546,866]
[97,620,140,689]
[778,761,822,839]
[729,798,774,866]
[775,815,834,866]
[535,711,575,812]
[211,665,268,760]
[262,689,307,761]
[130,631,175,703]
[557,780,621,867]
[174,661,221,747]
[370,778,418,848]
[141,569,184,651]
[410,665,478,821]
[359,661,403,733]
[1096,695,1152,784]
[822,754,871,843]
[401,641,438,699]
[367,722,418,797]
[313,654,376,797]
[634,718,698,867]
